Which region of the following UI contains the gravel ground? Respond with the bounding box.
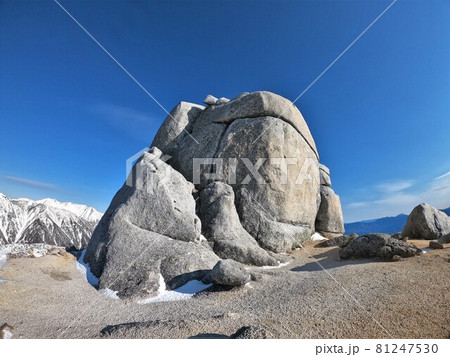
[0,241,449,339]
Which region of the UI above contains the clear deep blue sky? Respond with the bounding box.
[1,0,449,222]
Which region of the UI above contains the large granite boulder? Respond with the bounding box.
[84,148,219,297]
[170,92,324,252]
[402,203,450,240]
[86,91,345,298]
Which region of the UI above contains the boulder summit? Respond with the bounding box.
[84,91,345,298]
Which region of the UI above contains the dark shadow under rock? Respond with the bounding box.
[188,333,229,339]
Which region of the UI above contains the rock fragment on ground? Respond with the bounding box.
[211,259,250,286]
[339,233,422,260]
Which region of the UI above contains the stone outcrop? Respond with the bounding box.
[402,203,450,240]
[85,91,345,298]
[317,233,358,248]
[200,181,277,266]
[151,102,204,157]
[84,148,219,297]
[438,233,450,244]
[315,165,345,238]
[339,233,422,260]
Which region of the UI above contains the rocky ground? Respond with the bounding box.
[0,240,449,339]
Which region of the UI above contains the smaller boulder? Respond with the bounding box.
[204,94,218,105]
[211,260,250,286]
[402,203,450,240]
[317,233,358,248]
[231,326,267,339]
[216,97,230,105]
[319,164,332,187]
[429,241,444,250]
[315,186,345,236]
[339,233,422,260]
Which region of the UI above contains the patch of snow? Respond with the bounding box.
[137,276,212,305]
[258,261,291,270]
[421,248,432,253]
[311,232,327,241]
[75,249,99,287]
[99,288,119,299]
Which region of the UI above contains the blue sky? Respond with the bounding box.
[0,0,449,222]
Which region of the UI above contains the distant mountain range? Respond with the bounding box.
[345,207,450,235]
[0,193,102,249]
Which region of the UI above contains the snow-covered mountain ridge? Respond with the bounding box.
[0,193,102,250]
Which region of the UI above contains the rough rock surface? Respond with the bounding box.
[315,186,345,237]
[84,148,219,297]
[438,233,450,244]
[211,259,251,286]
[402,203,450,240]
[151,102,204,156]
[319,164,331,187]
[200,182,277,266]
[231,326,268,339]
[214,117,320,252]
[170,91,327,252]
[317,233,358,248]
[85,91,345,298]
[339,233,422,260]
[429,241,444,250]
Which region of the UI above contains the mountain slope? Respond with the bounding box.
[345,207,450,235]
[0,193,102,249]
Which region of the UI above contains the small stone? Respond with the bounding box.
[216,97,230,105]
[203,94,218,105]
[429,241,444,249]
[392,255,403,262]
[231,326,267,339]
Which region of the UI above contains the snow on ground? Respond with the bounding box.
[74,251,211,303]
[137,274,212,304]
[311,232,328,241]
[0,248,7,282]
[0,248,7,270]
[99,288,119,299]
[259,261,291,269]
[75,249,99,287]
